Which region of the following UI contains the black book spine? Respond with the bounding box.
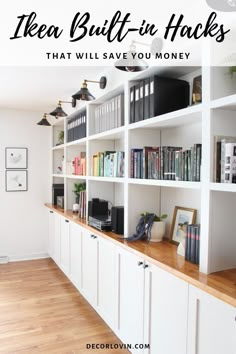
[196,144,202,182]
[216,141,221,183]
[144,78,150,120]
[130,149,134,178]
[75,116,79,140]
[149,77,155,118]
[190,226,196,263]
[139,81,144,122]
[134,83,140,122]
[130,86,135,124]
[67,119,71,142]
[185,225,190,261]
[195,225,200,265]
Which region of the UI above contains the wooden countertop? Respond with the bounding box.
[45,204,236,308]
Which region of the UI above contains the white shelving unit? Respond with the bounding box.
[50,65,236,275]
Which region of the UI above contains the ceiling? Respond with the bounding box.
[0,66,112,113]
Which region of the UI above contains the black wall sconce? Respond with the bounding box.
[115,38,163,72]
[37,113,51,126]
[72,76,107,102]
[50,100,76,118]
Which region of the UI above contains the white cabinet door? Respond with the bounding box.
[48,210,55,258]
[187,285,236,354]
[70,222,82,290]
[97,237,116,330]
[144,264,188,354]
[60,217,70,276]
[116,247,145,354]
[54,212,61,265]
[81,230,98,309]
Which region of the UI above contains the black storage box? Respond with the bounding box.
[130,76,190,123]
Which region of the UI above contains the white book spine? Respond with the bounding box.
[224,143,236,184]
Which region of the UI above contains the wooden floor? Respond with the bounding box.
[0,258,129,354]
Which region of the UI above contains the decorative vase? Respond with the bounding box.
[150,221,166,242]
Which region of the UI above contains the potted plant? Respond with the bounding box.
[57,130,64,145]
[141,212,167,242]
[73,182,86,204]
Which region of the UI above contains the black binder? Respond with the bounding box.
[149,76,189,118]
[130,86,135,124]
[144,78,150,120]
[75,116,79,141]
[134,83,140,122]
[67,119,72,142]
[139,81,144,122]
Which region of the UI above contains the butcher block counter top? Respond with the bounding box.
[45,203,236,307]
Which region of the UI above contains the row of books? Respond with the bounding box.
[185,224,200,264]
[130,145,202,181]
[67,111,86,143]
[130,76,189,124]
[74,152,86,176]
[94,94,124,134]
[92,151,125,178]
[65,153,86,176]
[78,191,86,219]
[214,135,236,183]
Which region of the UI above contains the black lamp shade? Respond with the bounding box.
[50,105,67,117]
[72,87,95,101]
[37,115,51,126]
[115,51,148,72]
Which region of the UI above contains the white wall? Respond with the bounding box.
[0,109,51,261]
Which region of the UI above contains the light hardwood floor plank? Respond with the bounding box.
[0,258,129,354]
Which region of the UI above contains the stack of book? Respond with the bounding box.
[130,144,202,181]
[78,190,86,219]
[92,151,124,177]
[130,76,189,123]
[74,152,86,176]
[94,94,124,134]
[67,110,86,142]
[185,224,200,264]
[214,135,236,183]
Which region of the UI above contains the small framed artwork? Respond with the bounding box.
[5,147,28,169]
[5,170,28,192]
[192,75,202,104]
[170,206,196,245]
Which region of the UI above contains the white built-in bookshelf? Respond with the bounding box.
[51,65,236,275]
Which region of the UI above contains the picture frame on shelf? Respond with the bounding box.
[169,206,196,245]
[5,147,28,169]
[192,75,202,105]
[5,170,28,192]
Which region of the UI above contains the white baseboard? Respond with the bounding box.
[8,253,49,262]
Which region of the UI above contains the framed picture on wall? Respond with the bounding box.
[5,170,28,192]
[5,147,28,169]
[169,206,196,245]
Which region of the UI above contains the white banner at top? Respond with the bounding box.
[0,0,235,66]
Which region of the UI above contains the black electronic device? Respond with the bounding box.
[52,184,64,206]
[88,215,111,231]
[88,198,109,217]
[111,206,124,234]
